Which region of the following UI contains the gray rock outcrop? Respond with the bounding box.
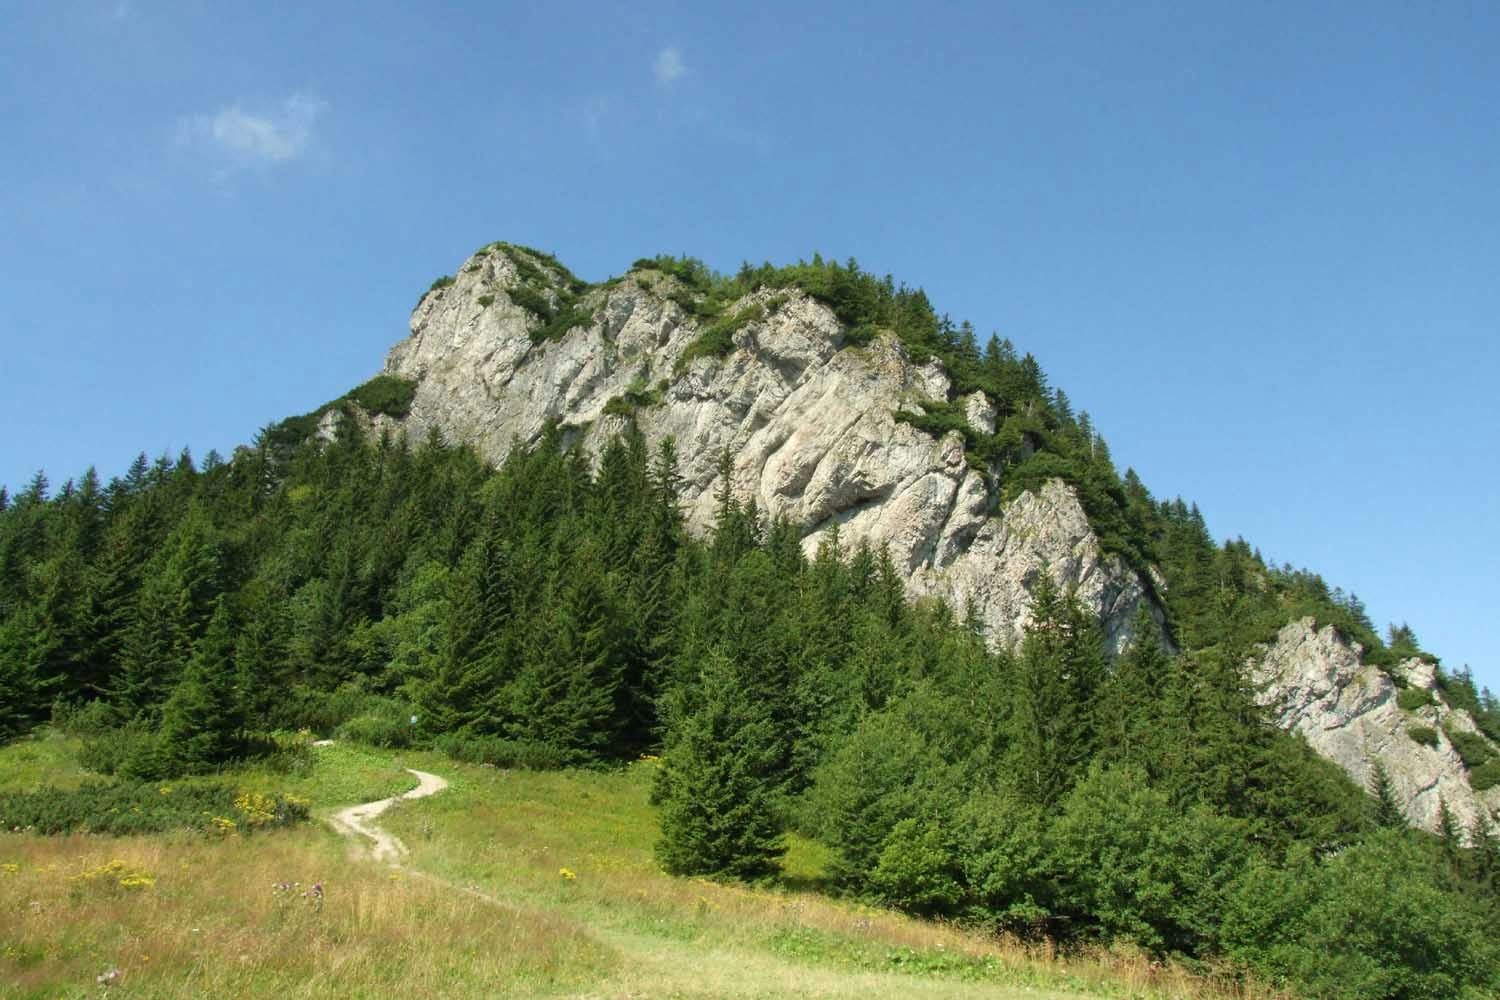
[1252,618,1499,834]
[379,245,1158,654]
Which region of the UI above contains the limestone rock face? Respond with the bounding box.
[380,247,1159,654]
[1251,618,1499,834]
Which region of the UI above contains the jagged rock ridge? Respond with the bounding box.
[375,244,1157,655]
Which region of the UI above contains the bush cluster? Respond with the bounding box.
[1398,686,1436,712]
[0,781,308,836]
[346,375,418,420]
[1407,725,1440,748]
[432,733,578,770]
[1447,729,1494,769]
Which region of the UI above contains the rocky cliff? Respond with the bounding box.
[1252,618,1500,834]
[376,244,1157,655]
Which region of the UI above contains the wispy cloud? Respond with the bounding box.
[581,96,616,139]
[653,47,686,87]
[179,93,327,168]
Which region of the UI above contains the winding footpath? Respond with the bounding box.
[325,768,449,863]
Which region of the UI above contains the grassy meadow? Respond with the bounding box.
[1,732,1283,999]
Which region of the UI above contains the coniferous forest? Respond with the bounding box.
[3,255,1500,998]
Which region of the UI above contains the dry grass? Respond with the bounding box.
[0,828,612,999]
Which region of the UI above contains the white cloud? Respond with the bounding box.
[653,47,685,86]
[181,94,327,167]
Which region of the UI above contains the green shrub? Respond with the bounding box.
[678,305,764,368]
[1397,687,1435,712]
[78,722,156,776]
[415,274,455,309]
[534,303,595,343]
[476,294,494,308]
[666,289,700,314]
[346,375,418,419]
[894,399,972,443]
[433,733,576,770]
[1445,729,1494,769]
[868,818,963,915]
[602,379,664,418]
[51,699,122,736]
[1048,765,1256,956]
[507,285,554,318]
[1221,830,1499,1000]
[336,713,415,749]
[1407,725,1439,748]
[252,730,315,776]
[264,683,396,736]
[0,781,309,836]
[330,694,419,750]
[1468,759,1500,792]
[493,243,583,290]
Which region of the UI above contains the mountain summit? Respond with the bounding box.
[315,241,1497,833]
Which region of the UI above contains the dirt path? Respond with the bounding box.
[325,768,449,863]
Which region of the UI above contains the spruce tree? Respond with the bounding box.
[1005,572,1106,807]
[655,648,786,881]
[1095,607,1171,773]
[1467,810,1498,890]
[0,611,44,737]
[153,600,242,775]
[415,527,513,734]
[504,570,622,756]
[1368,763,1406,829]
[1436,796,1462,872]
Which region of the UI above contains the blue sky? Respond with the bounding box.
[2,2,1497,687]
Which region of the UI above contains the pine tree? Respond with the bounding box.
[504,571,622,756]
[415,527,514,734]
[1368,763,1406,829]
[1436,796,1462,872]
[153,600,242,775]
[655,649,786,881]
[710,449,758,564]
[117,509,223,712]
[1005,572,1107,808]
[1095,607,1171,773]
[1467,810,1498,890]
[233,585,290,729]
[0,611,45,737]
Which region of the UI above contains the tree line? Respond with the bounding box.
[1,416,1496,997]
